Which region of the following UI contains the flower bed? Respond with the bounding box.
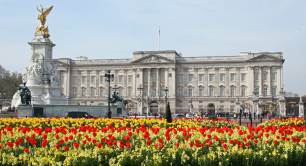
[258,117,305,127]
[0,118,305,165]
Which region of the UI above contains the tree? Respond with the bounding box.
[165,102,172,123]
[0,65,22,101]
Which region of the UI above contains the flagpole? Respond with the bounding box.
[158,26,160,50]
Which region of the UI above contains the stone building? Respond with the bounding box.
[55,50,285,116]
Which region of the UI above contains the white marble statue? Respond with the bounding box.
[24,53,43,85]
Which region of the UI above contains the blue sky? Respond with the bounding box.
[0,0,305,95]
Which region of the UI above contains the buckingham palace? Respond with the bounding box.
[55,50,285,116]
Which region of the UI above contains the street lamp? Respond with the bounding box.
[189,99,193,114]
[137,86,143,116]
[163,87,169,115]
[235,97,242,125]
[104,70,114,118]
[146,96,151,117]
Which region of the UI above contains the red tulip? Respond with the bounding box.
[73,142,79,149]
[23,147,29,153]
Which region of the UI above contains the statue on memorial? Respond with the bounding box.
[35,5,53,38]
[24,53,43,85]
[18,83,31,105]
[111,91,123,103]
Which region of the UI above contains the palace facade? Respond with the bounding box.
[55,50,285,116]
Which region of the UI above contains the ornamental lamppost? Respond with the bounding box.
[137,85,144,116]
[235,97,242,125]
[104,70,114,118]
[163,87,169,115]
[189,99,193,114]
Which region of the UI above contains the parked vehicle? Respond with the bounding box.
[173,114,185,118]
[66,112,94,118]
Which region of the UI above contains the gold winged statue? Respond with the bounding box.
[35,5,53,38]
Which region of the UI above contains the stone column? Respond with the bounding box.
[194,68,199,96]
[268,67,272,96]
[66,67,71,98]
[87,71,90,98]
[259,67,262,97]
[215,68,219,96]
[205,68,209,96]
[157,69,161,114]
[124,70,128,97]
[299,97,304,117]
[156,68,160,97]
[133,69,137,97]
[96,70,99,97]
[225,68,229,96]
[165,69,169,89]
[148,69,151,97]
[236,67,240,97]
[280,66,284,92]
[249,66,254,97]
[171,67,176,113]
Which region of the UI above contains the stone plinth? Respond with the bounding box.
[17,104,120,118]
[17,105,33,118]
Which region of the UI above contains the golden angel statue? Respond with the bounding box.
[35,5,54,38]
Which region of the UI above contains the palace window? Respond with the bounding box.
[90,87,96,96]
[178,74,183,83]
[118,75,123,84]
[241,86,246,97]
[178,87,183,96]
[241,73,246,82]
[99,87,104,97]
[184,74,188,82]
[128,75,133,84]
[254,71,259,81]
[91,76,96,85]
[127,87,132,97]
[272,86,277,97]
[209,86,214,97]
[271,72,277,82]
[100,75,104,84]
[188,87,193,97]
[188,74,193,82]
[254,86,259,96]
[263,85,268,97]
[199,74,204,82]
[81,87,86,97]
[82,76,86,85]
[209,74,215,82]
[230,86,236,97]
[184,88,188,96]
[72,87,77,97]
[219,86,225,97]
[230,73,236,82]
[220,73,225,82]
[199,86,204,96]
[263,71,268,82]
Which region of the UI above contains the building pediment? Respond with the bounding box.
[131,54,174,64]
[247,54,281,62]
